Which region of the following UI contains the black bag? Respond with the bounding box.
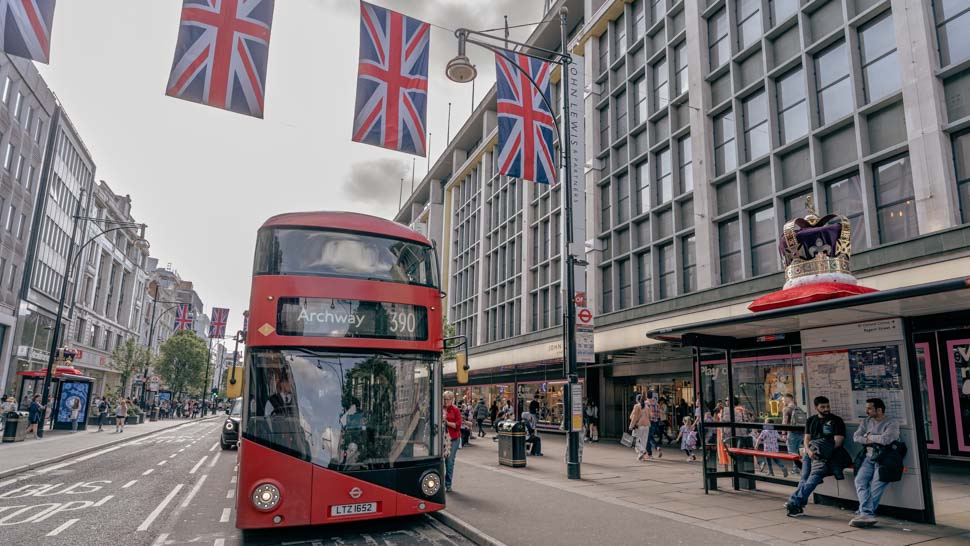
[873,441,907,483]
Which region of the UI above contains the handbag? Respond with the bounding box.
[620,432,635,447]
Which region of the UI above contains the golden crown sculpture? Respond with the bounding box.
[780,196,855,289]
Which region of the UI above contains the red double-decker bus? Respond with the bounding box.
[236,212,445,529]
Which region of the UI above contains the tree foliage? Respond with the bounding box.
[442,318,457,360]
[156,330,208,398]
[108,337,150,397]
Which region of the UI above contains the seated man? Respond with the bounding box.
[520,410,542,456]
[785,396,847,517]
[851,398,901,528]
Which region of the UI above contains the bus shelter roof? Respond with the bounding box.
[646,276,970,345]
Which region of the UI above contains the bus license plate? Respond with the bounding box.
[330,502,377,516]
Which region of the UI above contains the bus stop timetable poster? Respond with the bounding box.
[805,345,906,424]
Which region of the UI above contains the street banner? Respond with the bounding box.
[209,307,230,338]
[0,0,55,63]
[352,1,429,157]
[165,0,275,118]
[495,50,556,184]
[173,303,194,332]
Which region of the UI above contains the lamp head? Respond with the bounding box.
[447,29,477,83]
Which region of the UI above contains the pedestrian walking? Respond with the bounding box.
[584,399,599,442]
[26,394,44,439]
[474,399,488,437]
[97,398,109,431]
[755,419,788,477]
[646,392,663,458]
[489,399,499,433]
[785,396,851,518]
[115,397,128,433]
[442,391,461,492]
[69,398,81,432]
[674,416,697,461]
[629,394,653,461]
[850,398,902,528]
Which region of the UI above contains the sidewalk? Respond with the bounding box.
[446,434,970,545]
[0,415,218,479]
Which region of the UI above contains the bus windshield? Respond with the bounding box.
[245,349,436,470]
[253,228,439,288]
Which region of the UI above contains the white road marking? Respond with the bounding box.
[230,476,237,484]
[157,460,167,467]
[137,483,184,532]
[151,533,169,546]
[94,495,114,507]
[142,469,154,476]
[178,448,186,453]
[36,444,124,474]
[219,507,231,523]
[123,480,138,489]
[169,454,177,459]
[209,451,221,467]
[46,518,79,536]
[214,539,225,546]
[180,474,208,508]
[234,464,238,472]
[189,456,208,474]
[226,489,235,499]
[209,442,219,452]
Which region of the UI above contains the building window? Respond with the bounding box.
[770,0,799,26]
[776,67,808,144]
[601,264,613,313]
[636,161,650,213]
[13,92,22,119]
[873,154,918,244]
[615,91,628,136]
[652,57,668,111]
[742,90,769,161]
[634,75,647,125]
[708,8,730,71]
[953,130,970,223]
[736,0,763,50]
[14,155,23,182]
[614,13,627,58]
[682,235,696,293]
[658,242,675,299]
[599,107,610,151]
[617,173,631,223]
[3,143,13,170]
[16,213,25,240]
[600,184,611,232]
[4,205,13,232]
[657,147,672,204]
[1,77,9,104]
[617,258,631,310]
[650,0,666,26]
[34,119,44,144]
[934,0,970,67]
[815,41,852,125]
[678,135,693,193]
[714,109,737,175]
[719,218,742,283]
[859,12,900,103]
[637,252,652,303]
[7,265,15,290]
[25,164,33,190]
[633,0,646,40]
[674,42,688,96]
[750,207,777,275]
[598,31,610,75]
[23,105,31,129]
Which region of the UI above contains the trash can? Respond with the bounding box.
[150,407,159,422]
[497,420,526,468]
[3,411,28,443]
[733,435,757,491]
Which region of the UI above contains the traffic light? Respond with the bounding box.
[456,353,469,384]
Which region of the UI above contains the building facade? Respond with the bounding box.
[397,0,970,460]
[69,180,150,397]
[0,54,56,396]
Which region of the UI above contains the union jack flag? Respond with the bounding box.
[0,0,56,63]
[208,307,229,338]
[173,304,194,332]
[166,0,275,118]
[495,51,557,184]
[352,1,429,156]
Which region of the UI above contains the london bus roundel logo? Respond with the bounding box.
[349,487,363,499]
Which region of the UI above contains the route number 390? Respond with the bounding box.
[389,311,417,334]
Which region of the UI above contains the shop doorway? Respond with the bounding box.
[914,327,970,459]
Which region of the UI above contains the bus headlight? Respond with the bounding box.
[225,421,234,431]
[252,483,281,511]
[420,471,441,496]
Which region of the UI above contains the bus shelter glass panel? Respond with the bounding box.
[728,349,806,425]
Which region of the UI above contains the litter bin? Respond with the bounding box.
[150,407,159,422]
[497,420,526,468]
[3,411,28,443]
[733,435,757,490]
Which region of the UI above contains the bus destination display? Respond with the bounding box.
[277,298,427,340]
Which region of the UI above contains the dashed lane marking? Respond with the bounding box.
[189,456,208,474]
[214,539,225,546]
[123,480,138,489]
[169,454,177,459]
[157,460,167,467]
[219,507,231,523]
[94,495,114,507]
[178,448,185,453]
[230,476,237,484]
[226,489,234,499]
[180,474,208,508]
[209,451,221,467]
[151,533,169,546]
[209,442,219,452]
[137,483,184,532]
[46,518,79,536]
[142,469,154,476]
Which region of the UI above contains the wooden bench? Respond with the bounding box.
[726,447,801,461]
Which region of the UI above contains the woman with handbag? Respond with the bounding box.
[629,394,653,461]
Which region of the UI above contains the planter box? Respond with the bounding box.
[125,415,144,425]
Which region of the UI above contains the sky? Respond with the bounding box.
[36,0,546,344]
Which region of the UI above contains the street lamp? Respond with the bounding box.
[37,189,148,438]
[139,290,195,407]
[446,7,583,480]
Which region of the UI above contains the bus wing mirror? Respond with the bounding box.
[456,353,469,384]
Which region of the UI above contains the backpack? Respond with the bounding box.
[475,404,488,420]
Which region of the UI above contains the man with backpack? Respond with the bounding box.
[850,398,902,528]
[474,399,488,437]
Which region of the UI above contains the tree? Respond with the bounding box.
[442,318,457,360]
[156,330,208,398]
[108,337,150,397]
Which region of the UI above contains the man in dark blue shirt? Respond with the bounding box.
[786,396,846,517]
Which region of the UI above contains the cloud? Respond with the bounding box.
[342,157,412,214]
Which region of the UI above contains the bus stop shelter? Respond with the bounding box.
[647,276,970,524]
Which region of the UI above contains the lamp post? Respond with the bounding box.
[139,290,194,408]
[37,190,148,438]
[446,7,582,479]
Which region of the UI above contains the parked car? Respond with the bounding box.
[221,397,242,450]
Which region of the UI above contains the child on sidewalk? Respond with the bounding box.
[755,418,788,478]
[674,416,697,461]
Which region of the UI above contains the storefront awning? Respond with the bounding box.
[646,276,970,343]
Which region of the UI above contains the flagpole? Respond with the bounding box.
[446,102,452,144]
[411,158,416,193]
[399,177,405,210]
